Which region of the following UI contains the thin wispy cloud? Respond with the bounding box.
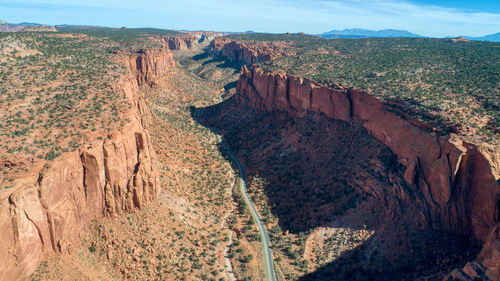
[1,0,499,37]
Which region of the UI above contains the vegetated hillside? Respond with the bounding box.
[55,27,181,50]
[0,28,189,183]
[0,28,192,280]
[211,34,500,142]
[226,32,324,43]
[0,32,128,175]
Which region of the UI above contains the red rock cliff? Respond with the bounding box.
[208,38,291,65]
[120,48,175,86]
[0,50,169,281]
[153,35,198,50]
[236,65,500,276]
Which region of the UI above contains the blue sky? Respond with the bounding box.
[1,0,499,37]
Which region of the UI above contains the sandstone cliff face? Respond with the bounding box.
[208,38,290,65]
[0,50,166,281]
[120,48,175,86]
[236,66,500,276]
[153,35,198,50]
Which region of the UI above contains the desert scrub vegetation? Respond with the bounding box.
[0,31,131,166]
[226,32,324,45]
[79,201,231,281]
[245,175,373,281]
[55,26,180,51]
[0,28,184,187]
[138,62,238,280]
[225,177,266,281]
[221,34,500,141]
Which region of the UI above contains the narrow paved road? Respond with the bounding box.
[196,95,276,281]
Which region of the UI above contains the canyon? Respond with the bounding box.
[154,32,222,51]
[1,30,498,281]
[24,37,246,281]
[201,39,500,280]
[208,38,294,65]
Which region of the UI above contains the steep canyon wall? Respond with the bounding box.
[208,38,290,65]
[236,65,500,277]
[0,48,173,281]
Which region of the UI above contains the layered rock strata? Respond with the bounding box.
[120,48,175,86]
[153,35,199,50]
[0,49,168,281]
[208,38,290,65]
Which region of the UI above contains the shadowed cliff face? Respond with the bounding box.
[196,96,480,280]
[196,60,500,279]
[238,65,500,239]
[153,35,199,50]
[119,48,175,86]
[201,98,406,233]
[208,38,291,65]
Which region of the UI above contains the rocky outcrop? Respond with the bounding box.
[0,50,166,281]
[0,23,55,32]
[194,31,224,42]
[153,32,223,50]
[208,38,291,65]
[236,65,500,275]
[153,35,199,50]
[0,23,29,32]
[120,48,175,86]
[19,26,57,32]
[446,225,500,280]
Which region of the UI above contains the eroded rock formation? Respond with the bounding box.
[208,38,292,65]
[120,48,175,86]
[446,225,500,280]
[236,65,500,278]
[153,35,199,50]
[0,50,167,281]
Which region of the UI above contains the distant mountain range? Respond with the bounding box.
[463,32,500,42]
[319,28,423,39]
[319,28,500,42]
[1,20,499,42]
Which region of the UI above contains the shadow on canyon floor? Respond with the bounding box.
[192,96,480,280]
[193,51,243,72]
[185,50,241,92]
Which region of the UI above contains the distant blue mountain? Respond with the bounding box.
[464,32,500,42]
[320,28,423,39]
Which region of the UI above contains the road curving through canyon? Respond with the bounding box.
[196,95,277,281]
